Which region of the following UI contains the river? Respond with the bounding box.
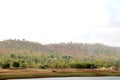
[9,77,120,80]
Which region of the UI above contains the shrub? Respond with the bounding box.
[20,63,27,68]
[12,62,20,68]
[85,63,97,69]
[10,54,16,58]
[39,64,48,69]
[2,62,10,69]
[70,62,97,69]
[71,62,83,68]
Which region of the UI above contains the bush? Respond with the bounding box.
[2,62,10,69]
[39,64,48,69]
[70,62,97,69]
[10,54,16,58]
[71,62,83,68]
[12,62,20,68]
[20,63,27,68]
[84,63,97,69]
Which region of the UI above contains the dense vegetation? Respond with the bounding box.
[0,39,120,69]
[0,53,119,69]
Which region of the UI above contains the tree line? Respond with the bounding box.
[0,53,120,69]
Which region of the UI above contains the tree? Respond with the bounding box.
[12,62,20,68]
[2,62,10,69]
[10,54,16,58]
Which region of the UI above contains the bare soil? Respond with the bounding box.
[0,68,120,80]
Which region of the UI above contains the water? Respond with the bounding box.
[9,77,120,80]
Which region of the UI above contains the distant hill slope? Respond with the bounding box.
[0,40,120,59]
[0,39,51,54]
[47,43,120,59]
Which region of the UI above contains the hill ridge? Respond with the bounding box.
[0,39,120,59]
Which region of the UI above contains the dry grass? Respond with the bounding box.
[0,68,120,75]
[0,68,120,79]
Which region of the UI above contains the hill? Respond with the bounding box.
[47,43,120,59]
[0,39,51,55]
[0,39,120,59]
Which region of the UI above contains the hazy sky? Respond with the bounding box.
[0,0,120,46]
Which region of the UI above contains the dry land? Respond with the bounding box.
[0,68,120,80]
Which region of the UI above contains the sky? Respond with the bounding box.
[0,0,120,46]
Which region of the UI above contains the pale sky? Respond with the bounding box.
[0,0,120,46]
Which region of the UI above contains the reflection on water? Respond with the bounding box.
[9,77,120,80]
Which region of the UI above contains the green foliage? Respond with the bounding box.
[2,62,10,69]
[10,54,16,58]
[84,63,97,68]
[12,62,20,68]
[20,63,27,68]
[71,62,82,68]
[0,52,119,69]
[70,62,96,68]
[39,64,48,69]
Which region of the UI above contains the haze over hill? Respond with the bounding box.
[0,39,120,59]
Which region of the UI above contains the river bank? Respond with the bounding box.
[0,68,120,79]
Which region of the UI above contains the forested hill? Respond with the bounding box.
[0,39,51,55]
[0,39,120,59]
[47,43,120,59]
